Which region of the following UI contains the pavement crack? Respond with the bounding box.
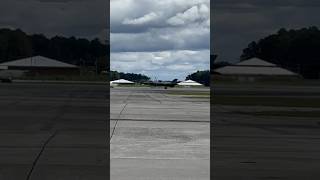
[110,93,131,141]
[25,130,58,180]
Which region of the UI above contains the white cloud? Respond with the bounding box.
[111,0,210,79]
[167,4,209,26]
[122,12,161,25]
[111,50,210,80]
[111,25,209,52]
[111,0,210,32]
[166,64,194,71]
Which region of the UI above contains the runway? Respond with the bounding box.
[0,83,108,180]
[110,87,210,180]
[5,81,317,179]
[213,83,320,180]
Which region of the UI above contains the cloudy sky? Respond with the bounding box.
[2,0,319,77]
[213,0,320,63]
[0,0,108,41]
[111,0,210,80]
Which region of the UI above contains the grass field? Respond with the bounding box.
[166,90,210,98]
[213,77,320,87]
[241,110,320,117]
[18,74,107,81]
[213,95,320,107]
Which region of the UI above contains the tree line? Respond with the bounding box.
[110,70,210,86]
[110,71,150,82]
[0,28,108,67]
[186,70,210,86]
[241,26,320,79]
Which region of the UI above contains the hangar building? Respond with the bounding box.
[178,80,203,86]
[214,57,299,81]
[0,56,79,77]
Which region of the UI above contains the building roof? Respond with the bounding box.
[0,56,77,68]
[215,66,297,76]
[110,79,134,84]
[237,57,276,66]
[215,57,297,76]
[178,80,203,86]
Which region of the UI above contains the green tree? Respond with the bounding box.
[186,70,210,86]
[0,29,33,62]
[110,71,150,82]
[241,26,320,78]
[0,28,108,67]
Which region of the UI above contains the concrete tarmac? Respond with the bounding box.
[0,83,108,180]
[110,87,210,180]
[213,84,320,180]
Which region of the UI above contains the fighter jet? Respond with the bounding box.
[142,79,178,88]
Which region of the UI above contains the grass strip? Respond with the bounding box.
[213,95,320,108]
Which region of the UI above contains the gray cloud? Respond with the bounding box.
[111,0,210,80]
[111,26,209,52]
[0,0,108,41]
[111,50,210,80]
[213,0,320,63]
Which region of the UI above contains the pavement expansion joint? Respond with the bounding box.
[25,130,58,180]
[110,93,132,141]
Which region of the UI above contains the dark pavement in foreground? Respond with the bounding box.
[213,84,320,180]
[0,83,108,180]
[4,82,319,179]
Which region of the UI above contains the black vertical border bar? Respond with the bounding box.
[106,0,110,179]
[210,0,214,179]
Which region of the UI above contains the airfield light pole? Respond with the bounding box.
[154,76,158,87]
[95,58,98,76]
